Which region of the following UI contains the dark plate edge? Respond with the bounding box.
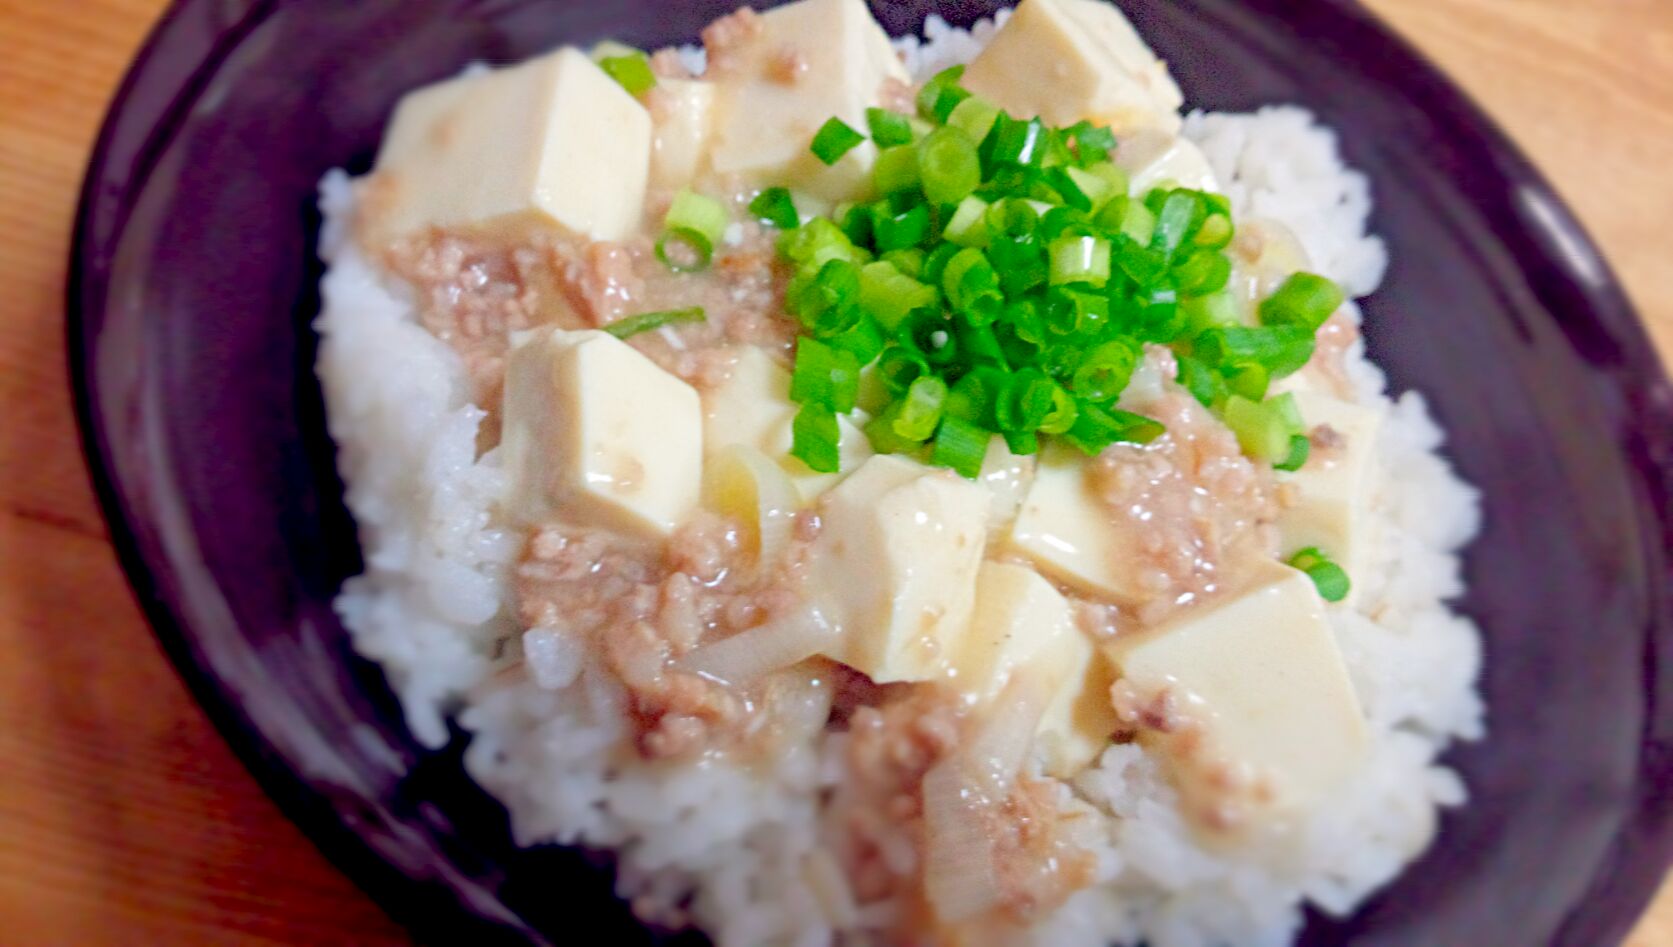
[63,1,535,942]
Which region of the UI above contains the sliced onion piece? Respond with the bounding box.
[702,444,801,573]
[962,672,1049,801]
[675,604,839,688]
[921,673,1050,923]
[921,760,1001,924]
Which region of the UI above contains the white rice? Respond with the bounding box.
[315,14,1484,947]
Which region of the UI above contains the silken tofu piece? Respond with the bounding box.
[954,562,1083,702]
[1277,391,1383,582]
[706,0,910,201]
[975,439,1035,534]
[1117,128,1220,196]
[1005,445,1150,605]
[953,562,1119,778]
[807,455,988,683]
[367,48,651,244]
[961,0,1184,135]
[1105,562,1369,821]
[502,329,701,538]
[700,347,872,501]
[646,78,718,190]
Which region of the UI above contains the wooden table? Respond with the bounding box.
[1,0,1669,943]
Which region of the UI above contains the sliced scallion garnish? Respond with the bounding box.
[603,306,706,340]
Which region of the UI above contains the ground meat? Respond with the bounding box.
[828,688,963,904]
[516,511,815,761]
[374,201,798,431]
[1089,357,1282,623]
[700,7,763,75]
[648,47,696,80]
[1308,310,1361,396]
[767,45,808,84]
[382,229,552,404]
[878,75,915,114]
[1110,677,1276,836]
[989,779,1097,920]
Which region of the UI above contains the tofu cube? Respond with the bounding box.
[1277,391,1383,584]
[1117,128,1220,196]
[1105,562,1369,820]
[367,48,651,244]
[646,78,718,190]
[706,0,910,201]
[954,562,1081,702]
[961,0,1184,135]
[1005,445,1150,605]
[502,329,701,537]
[976,438,1036,535]
[953,562,1118,778]
[808,455,988,682]
[700,347,873,501]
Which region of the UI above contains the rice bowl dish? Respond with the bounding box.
[314,2,1484,944]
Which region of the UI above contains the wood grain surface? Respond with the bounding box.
[0,0,1668,943]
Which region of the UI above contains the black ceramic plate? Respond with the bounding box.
[69,1,1673,944]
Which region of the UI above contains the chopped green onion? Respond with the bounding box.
[881,247,926,279]
[940,247,1002,321]
[665,189,727,243]
[1260,272,1345,331]
[779,217,868,270]
[810,117,865,165]
[748,187,799,230]
[656,229,713,272]
[1176,354,1227,409]
[1288,546,1351,602]
[1117,199,1157,245]
[1222,394,1302,461]
[989,114,1048,167]
[790,338,861,412]
[864,402,925,453]
[943,196,991,247]
[788,259,861,333]
[791,404,842,473]
[877,346,930,395]
[893,375,949,440]
[827,313,885,364]
[946,365,1008,423]
[918,126,982,206]
[1274,434,1311,472]
[597,50,657,95]
[656,190,728,272]
[859,261,938,329]
[1151,189,1207,257]
[1195,324,1316,379]
[866,107,916,148]
[1066,121,1117,164]
[874,145,921,195]
[1193,212,1234,250]
[871,201,932,251]
[1267,391,1303,431]
[1064,403,1163,454]
[1183,289,1241,333]
[1071,339,1137,403]
[930,414,990,478]
[761,96,1346,476]
[1038,382,1078,434]
[916,65,971,122]
[1048,235,1112,287]
[946,95,1001,144]
[603,306,706,339]
[1173,249,1232,297]
[1224,362,1271,401]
